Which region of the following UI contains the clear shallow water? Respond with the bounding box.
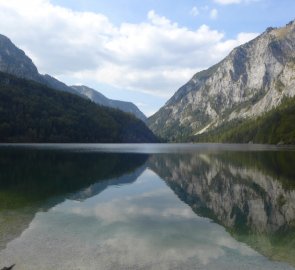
[0,144,295,270]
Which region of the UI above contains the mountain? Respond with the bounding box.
[0,149,148,251]
[0,71,158,143]
[149,152,295,266]
[193,95,295,144]
[71,85,147,121]
[0,33,154,142]
[0,34,147,120]
[148,20,295,143]
[0,35,40,81]
[70,164,147,201]
[0,34,81,96]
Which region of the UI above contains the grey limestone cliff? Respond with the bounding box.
[148,20,295,140]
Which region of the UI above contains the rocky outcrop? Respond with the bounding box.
[0,34,40,81]
[148,20,295,140]
[71,85,147,121]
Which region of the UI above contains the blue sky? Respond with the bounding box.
[51,0,294,36]
[0,0,294,115]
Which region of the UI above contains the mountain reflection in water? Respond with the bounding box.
[0,147,148,251]
[149,151,295,266]
[0,144,295,269]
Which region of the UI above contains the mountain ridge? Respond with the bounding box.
[71,85,146,121]
[0,34,146,120]
[0,34,81,96]
[0,71,158,143]
[148,20,295,142]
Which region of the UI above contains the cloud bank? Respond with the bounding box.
[0,0,258,98]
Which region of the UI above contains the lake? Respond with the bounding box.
[0,143,295,270]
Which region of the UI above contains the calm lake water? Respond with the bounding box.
[0,143,295,270]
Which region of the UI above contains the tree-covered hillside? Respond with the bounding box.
[193,96,295,145]
[0,72,158,143]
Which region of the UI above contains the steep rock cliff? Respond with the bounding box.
[148,20,295,141]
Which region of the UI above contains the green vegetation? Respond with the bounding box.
[0,147,148,250]
[0,72,158,143]
[214,151,295,189]
[193,96,295,144]
[0,148,148,208]
[151,151,295,267]
[192,62,221,82]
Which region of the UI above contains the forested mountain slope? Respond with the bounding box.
[0,72,158,143]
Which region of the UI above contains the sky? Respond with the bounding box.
[0,0,294,116]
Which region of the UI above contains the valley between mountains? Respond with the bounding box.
[0,19,294,143]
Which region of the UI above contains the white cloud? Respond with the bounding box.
[190,6,200,17]
[210,9,218,19]
[213,32,259,55]
[0,0,259,99]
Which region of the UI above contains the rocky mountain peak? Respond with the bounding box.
[0,34,39,81]
[0,34,84,96]
[148,19,295,141]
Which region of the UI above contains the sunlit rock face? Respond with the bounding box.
[148,20,295,140]
[149,152,295,265]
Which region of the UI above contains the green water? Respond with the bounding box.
[0,143,295,270]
